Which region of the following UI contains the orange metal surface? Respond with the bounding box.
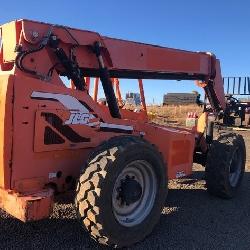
[0,188,54,222]
[7,74,194,190]
[0,19,225,110]
[93,77,99,101]
[113,78,123,106]
[0,75,13,189]
[85,77,90,92]
[0,19,226,221]
[138,79,147,112]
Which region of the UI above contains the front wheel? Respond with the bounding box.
[75,136,168,248]
[205,132,246,199]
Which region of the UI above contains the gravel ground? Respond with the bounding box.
[1,131,250,250]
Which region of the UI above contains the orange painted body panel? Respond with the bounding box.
[0,187,53,222]
[142,124,195,178]
[0,75,13,189]
[8,74,194,193]
[0,19,225,221]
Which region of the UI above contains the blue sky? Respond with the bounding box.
[1,0,249,103]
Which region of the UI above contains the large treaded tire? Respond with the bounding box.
[75,136,168,248]
[205,132,246,199]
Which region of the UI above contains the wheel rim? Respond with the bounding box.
[229,147,243,187]
[112,160,157,227]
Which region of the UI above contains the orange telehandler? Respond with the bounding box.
[0,19,246,247]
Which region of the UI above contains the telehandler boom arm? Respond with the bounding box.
[0,19,225,115]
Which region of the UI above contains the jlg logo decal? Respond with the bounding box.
[31,91,99,126]
[30,91,133,131]
[65,111,97,126]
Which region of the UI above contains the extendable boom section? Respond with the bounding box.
[0,19,225,112]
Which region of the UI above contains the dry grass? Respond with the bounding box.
[147,104,203,126]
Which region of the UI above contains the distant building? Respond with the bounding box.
[163,93,198,105]
[126,92,141,105]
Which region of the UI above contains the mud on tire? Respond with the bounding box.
[205,132,246,199]
[75,136,168,248]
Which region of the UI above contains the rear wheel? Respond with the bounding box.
[75,136,168,248]
[205,132,246,199]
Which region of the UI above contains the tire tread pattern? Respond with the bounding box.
[75,136,161,247]
[205,132,246,199]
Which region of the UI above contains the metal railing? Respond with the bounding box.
[223,77,250,95]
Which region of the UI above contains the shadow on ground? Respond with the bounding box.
[1,171,250,250]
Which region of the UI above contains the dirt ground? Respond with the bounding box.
[0,131,250,249]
